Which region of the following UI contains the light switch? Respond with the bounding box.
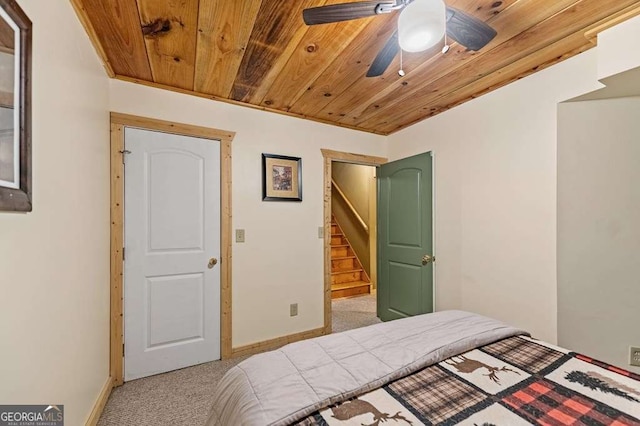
[236,229,245,243]
[318,226,324,239]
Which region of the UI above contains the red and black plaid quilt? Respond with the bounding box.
[296,335,640,425]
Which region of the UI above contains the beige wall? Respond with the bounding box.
[332,162,374,224]
[0,1,110,425]
[109,80,387,348]
[558,96,640,373]
[387,50,603,343]
[331,162,375,275]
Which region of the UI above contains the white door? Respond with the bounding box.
[124,127,221,381]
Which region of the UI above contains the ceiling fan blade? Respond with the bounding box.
[366,31,399,77]
[445,6,497,51]
[303,1,391,25]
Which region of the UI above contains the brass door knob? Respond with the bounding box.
[208,258,218,269]
[422,255,435,265]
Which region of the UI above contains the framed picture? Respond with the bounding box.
[262,154,302,202]
[0,0,32,212]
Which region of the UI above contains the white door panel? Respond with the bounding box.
[124,127,220,381]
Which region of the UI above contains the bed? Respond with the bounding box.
[205,311,640,425]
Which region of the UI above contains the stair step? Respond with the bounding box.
[332,269,365,285]
[331,246,352,257]
[331,269,363,275]
[332,281,370,291]
[331,244,349,247]
[331,256,357,272]
[331,236,346,245]
[331,281,371,299]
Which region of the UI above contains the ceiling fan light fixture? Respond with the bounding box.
[398,0,446,53]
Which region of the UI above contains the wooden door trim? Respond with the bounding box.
[110,112,234,386]
[320,149,387,334]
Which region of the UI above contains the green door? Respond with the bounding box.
[377,152,433,321]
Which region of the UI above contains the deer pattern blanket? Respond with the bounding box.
[296,335,640,426]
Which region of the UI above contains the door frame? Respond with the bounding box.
[320,149,387,335]
[110,112,235,386]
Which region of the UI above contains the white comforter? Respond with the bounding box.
[205,310,527,426]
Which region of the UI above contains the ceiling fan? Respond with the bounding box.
[302,0,497,77]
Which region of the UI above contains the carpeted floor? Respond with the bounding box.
[331,293,381,333]
[98,294,380,425]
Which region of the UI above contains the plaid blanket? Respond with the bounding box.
[296,335,640,425]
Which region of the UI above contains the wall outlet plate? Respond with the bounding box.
[318,226,324,239]
[235,229,245,243]
[290,303,298,317]
[630,346,640,367]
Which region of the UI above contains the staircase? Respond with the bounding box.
[330,216,371,299]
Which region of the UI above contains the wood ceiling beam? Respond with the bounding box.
[136,0,199,90]
[73,0,152,80]
[229,0,319,103]
[357,0,640,130]
[194,0,263,97]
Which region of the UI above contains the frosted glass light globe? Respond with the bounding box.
[398,0,446,53]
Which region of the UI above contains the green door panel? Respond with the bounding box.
[389,169,422,247]
[388,262,423,317]
[377,152,433,322]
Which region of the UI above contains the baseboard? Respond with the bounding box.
[85,376,114,426]
[231,327,327,358]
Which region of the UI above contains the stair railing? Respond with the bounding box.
[331,178,369,234]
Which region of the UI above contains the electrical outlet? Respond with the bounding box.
[630,346,640,367]
[318,226,324,239]
[290,303,298,317]
[235,229,245,243]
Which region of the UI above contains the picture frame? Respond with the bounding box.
[262,153,302,202]
[0,0,32,212]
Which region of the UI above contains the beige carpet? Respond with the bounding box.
[98,294,379,425]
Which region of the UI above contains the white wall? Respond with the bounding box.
[0,1,110,425]
[387,50,603,343]
[109,80,387,347]
[597,15,640,80]
[558,96,640,373]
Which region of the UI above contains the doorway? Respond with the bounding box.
[110,113,234,386]
[321,149,387,334]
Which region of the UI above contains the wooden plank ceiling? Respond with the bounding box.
[72,0,640,135]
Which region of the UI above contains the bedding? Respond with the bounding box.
[296,335,640,425]
[205,311,640,425]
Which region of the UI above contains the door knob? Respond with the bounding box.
[422,255,435,265]
[208,258,218,269]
